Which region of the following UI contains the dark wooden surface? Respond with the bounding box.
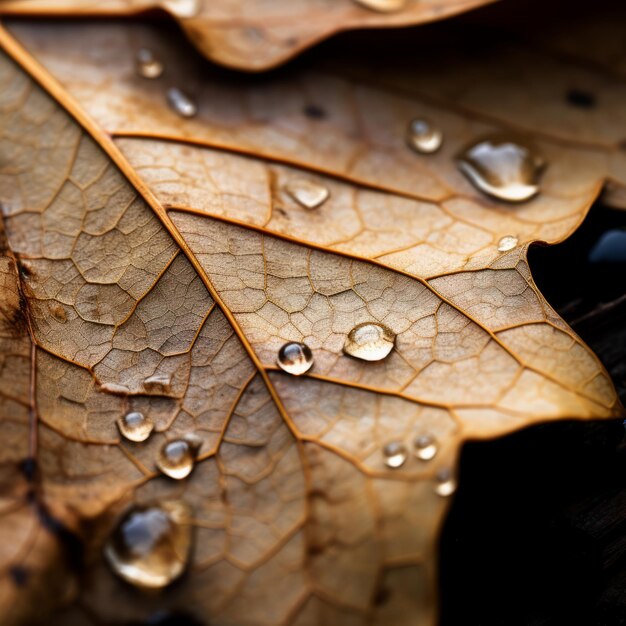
[440,204,626,626]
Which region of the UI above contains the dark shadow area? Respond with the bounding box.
[440,203,626,626]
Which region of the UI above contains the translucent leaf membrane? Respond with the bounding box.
[0,13,623,626]
[0,0,497,70]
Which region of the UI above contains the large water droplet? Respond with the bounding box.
[413,434,438,461]
[277,342,314,376]
[354,0,406,12]
[117,411,154,443]
[157,439,199,480]
[457,136,545,202]
[344,322,395,362]
[284,178,330,210]
[589,229,626,264]
[383,441,408,468]
[167,88,197,118]
[406,118,443,154]
[104,501,192,589]
[136,48,164,79]
[497,235,519,252]
[434,469,457,497]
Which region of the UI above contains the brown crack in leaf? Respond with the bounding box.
[0,0,497,71]
[0,13,623,626]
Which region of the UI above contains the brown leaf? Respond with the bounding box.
[0,0,497,70]
[0,11,623,626]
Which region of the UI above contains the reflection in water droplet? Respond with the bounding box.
[157,439,198,480]
[277,342,314,376]
[161,0,199,18]
[406,118,443,154]
[104,501,192,589]
[167,88,197,118]
[117,411,154,443]
[434,469,457,497]
[354,0,406,12]
[344,322,395,362]
[284,178,330,210]
[136,48,164,79]
[497,235,519,252]
[413,434,438,461]
[457,136,545,202]
[383,441,408,468]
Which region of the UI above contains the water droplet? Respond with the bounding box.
[100,382,128,394]
[277,342,314,376]
[354,0,406,12]
[157,439,199,480]
[406,118,443,154]
[284,178,330,210]
[383,441,408,468]
[457,136,545,202]
[162,0,199,18]
[589,229,626,264]
[143,374,172,394]
[167,88,197,119]
[413,434,438,461]
[434,469,457,497]
[136,48,164,79]
[117,411,154,443]
[497,235,519,252]
[344,322,395,362]
[104,501,192,589]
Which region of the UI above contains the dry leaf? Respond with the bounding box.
[0,0,497,70]
[0,9,623,626]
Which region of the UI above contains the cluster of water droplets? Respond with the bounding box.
[135,48,198,119]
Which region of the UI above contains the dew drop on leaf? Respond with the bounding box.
[277,342,314,376]
[406,118,443,154]
[157,439,197,480]
[104,501,192,589]
[117,411,154,443]
[284,178,330,209]
[413,434,438,461]
[136,48,164,79]
[143,374,172,394]
[383,441,408,468]
[497,235,519,252]
[344,322,395,362]
[167,88,197,118]
[457,136,545,202]
[434,469,457,497]
[354,0,406,13]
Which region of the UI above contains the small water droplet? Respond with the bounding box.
[457,136,545,203]
[277,342,314,376]
[434,469,457,497]
[413,434,438,461]
[162,0,199,18]
[406,118,443,154]
[497,235,519,252]
[117,411,154,443]
[104,501,192,589]
[354,0,406,12]
[136,48,164,79]
[157,439,198,480]
[100,382,128,394]
[284,178,330,210]
[167,88,197,119]
[383,441,408,468]
[344,322,395,362]
[143,374,172,394]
